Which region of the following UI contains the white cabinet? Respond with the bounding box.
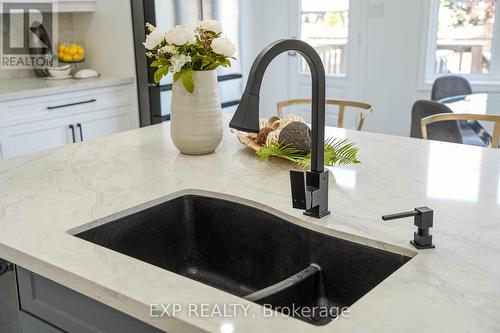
[0,83,138,159]
[0,116,75,157]
[23,0,96,12]
[73,107,131,141]
[58,0,97,12]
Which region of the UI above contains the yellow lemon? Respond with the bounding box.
[68,46,77,56]
[76,45,84,54]
[62,54,72,62]
[58,52,64,60]
[58,44,66,52]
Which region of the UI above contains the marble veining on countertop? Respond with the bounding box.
[0,117,499,333]
[0,74,134,101]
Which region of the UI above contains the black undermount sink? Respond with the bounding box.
[75,194,411,326]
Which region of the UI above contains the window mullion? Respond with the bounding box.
[427,0,440,80]
[490,5,500,79]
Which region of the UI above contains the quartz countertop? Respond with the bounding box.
[0,74,134,102]
[0,117,499,333]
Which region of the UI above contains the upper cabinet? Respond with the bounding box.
[22,0,97,13]
[56,0,96,12]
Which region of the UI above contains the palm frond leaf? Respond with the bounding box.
[256,137,360,168]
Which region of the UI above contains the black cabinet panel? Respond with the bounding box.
[19,311,63,333]
[17,267,165,333]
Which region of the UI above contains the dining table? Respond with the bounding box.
[439,93,500,148]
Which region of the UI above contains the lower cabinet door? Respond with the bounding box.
[73,106,132,142]
[16,267,165,333]
[0,116,75,158]
[20,311,63,333]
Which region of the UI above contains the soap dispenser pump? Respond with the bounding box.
[382,206,436,249]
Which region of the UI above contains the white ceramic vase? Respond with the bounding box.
[170,70,223,155]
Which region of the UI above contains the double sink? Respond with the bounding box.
[74,192,412,326]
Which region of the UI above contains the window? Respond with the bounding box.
[424,0,500,82]
[300,0,349,76]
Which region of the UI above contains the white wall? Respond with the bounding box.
[72,0,139,125]
[72,0,136,77]
[240,0,293,118]
[360,0,428,136]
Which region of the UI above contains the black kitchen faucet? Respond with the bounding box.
[229,39,330,218]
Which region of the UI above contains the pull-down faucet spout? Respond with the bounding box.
[230,39,330,218]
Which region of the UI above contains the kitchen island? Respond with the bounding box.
[0,118,499,333]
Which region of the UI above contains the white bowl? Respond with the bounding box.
[47,67,72,78]
[74,69,99,79]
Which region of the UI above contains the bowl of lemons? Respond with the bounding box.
[57,42,85,63]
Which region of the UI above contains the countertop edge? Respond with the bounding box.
[0,75,135,102]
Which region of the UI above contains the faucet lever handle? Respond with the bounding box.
[290,170,306,210]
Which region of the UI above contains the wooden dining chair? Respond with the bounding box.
[277,99,373,131]
[421,113,500,148]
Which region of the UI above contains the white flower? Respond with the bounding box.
[165,24,193,46]
[160,44,177,54]
[211,37,236,57]
[197,19,222,34]
[145,22,156,33]
[143,28,165,50]
[170,54,191,72]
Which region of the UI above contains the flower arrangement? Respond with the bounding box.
[144,20,236,93]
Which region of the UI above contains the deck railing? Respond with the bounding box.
[301,43,347,75]
[436,39,491,74]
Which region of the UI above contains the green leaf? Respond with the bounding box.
[219,58,229,67]
[255,137,360,167]
[150,60,161,67]
[182,70,195,93]
[206,62,219,70]
[153,65,169,83]
[317,137,361,167]
[173,70,183,82]
[256,142,302,161]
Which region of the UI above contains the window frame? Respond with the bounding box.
[419,0,500,90]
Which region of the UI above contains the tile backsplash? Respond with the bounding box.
[0,13,75,79]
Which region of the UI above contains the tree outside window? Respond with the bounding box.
[435,0,496,74]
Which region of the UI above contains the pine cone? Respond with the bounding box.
[256,127,273,145]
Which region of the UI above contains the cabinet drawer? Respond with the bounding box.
[20,311,64,333]
[17,267,165,333]
[0,85,132,128]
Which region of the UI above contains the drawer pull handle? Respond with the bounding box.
[47,99,96,110]
[69,124,76,143]
[77,123,83,141]
[0,259,12,275]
